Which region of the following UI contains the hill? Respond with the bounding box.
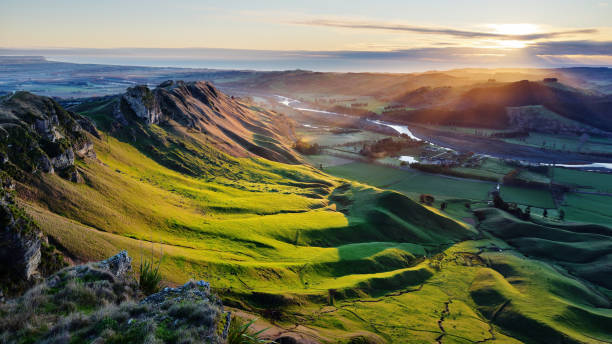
[1,86,611,343]
[73,80,301,164]
[381,80,612,131]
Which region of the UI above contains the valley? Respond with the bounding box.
[1,61,611,343]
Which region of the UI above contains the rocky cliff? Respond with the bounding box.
[0,174,66,296]
[115,80,301,163]
[0,251,229,344]
[0,91,98,182]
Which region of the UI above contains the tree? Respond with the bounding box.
[419,194,435,205]
[543,209,548,218]
[524,206,531,220]
[493,192,508,211]
[558,209,565,221]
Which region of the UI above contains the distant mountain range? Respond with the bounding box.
[2,56,612,98]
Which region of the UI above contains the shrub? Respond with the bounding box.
[419,194,435,205]
[293,139,320,155]
[168,301,216,325]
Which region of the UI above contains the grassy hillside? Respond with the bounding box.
[5,90,610,343]
[16,131,611,343]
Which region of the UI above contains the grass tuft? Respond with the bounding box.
[227,316,271,344]
[138,258,162,296]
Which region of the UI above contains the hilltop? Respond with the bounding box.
[380,79,612,131]
[74,80,300,164]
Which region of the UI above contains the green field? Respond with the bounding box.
[561,193,612,226]
[554,167,612,193]
[298,129,388,147]
[452,158,515,181]
[500,185,556,208]
[505,132,612,154]
[326,162,495,201]
[304,154,356,167]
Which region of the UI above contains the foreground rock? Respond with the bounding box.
[0,251,229,344]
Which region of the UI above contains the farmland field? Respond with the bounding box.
[500,185,556,208]
[561,193,612,225]
[554,167,612,192]
[505,132,612,154]
[326,162,495,201]
[298,128,388,147]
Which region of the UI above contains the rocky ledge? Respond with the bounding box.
[0,91,99,182]
[0,251,229,344]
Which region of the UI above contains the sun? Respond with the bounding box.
[488,23,540,36]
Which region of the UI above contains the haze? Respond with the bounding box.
[2,0,611,71]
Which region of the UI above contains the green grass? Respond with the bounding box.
[13,96,612,343]
[24,130,478,296]
[298,129,387,147]
[326,162,494,201]
[561,193,612,226]
[499,185,556,208]
[554,167,612,193]
[304,154,355,168]
[505,132,612,154]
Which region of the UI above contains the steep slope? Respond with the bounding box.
[109,80,300,164]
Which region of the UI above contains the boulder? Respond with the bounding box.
[96,250,132,278]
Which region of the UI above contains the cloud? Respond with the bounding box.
[294,19,597,41]
[527,40,612,55]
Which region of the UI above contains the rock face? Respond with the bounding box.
[0,175,66,295]
[1,252,229,344]
[116,80,301,163]
[121,85,163,124]
[0,91,98,181]
[0,183,41,281]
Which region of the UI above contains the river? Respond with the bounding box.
[274,95,612,170]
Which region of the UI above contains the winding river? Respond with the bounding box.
[275,95,612,170]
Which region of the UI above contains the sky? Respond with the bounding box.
[1,0,611,71]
